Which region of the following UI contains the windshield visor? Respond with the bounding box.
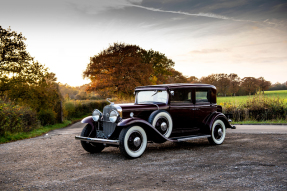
[136,90,168,104]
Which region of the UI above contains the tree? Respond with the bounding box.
[143,50,175,84]
[241,77,259,95]
[215,73,230,96]
[257,77,271,94]
[200,74,217,86]
[228,73,240,96]
[0,26,62,123]
[186,76,199,83]
[0,26,53,95]
[268,82,287,90]
[83,43,175,98]
[165,69,187,83]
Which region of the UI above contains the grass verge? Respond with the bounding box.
[0,115,89,144]
[232,120,287,125]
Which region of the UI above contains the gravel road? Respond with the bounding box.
[0,123,287,190]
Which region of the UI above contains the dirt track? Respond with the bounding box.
[0,124,287,190]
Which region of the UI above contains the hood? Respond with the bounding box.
[116,103,166,111]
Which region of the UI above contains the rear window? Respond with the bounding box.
[195,90,210,103]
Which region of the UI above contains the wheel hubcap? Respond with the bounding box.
[133,137,141,147]
[160,122,167,131]
[218,128,223,137]
[155,117,169,135]
[128,131,143,152]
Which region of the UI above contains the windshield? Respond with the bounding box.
[136,90,168,104]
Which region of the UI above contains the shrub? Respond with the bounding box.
[0,100,39,136]
[63,100,108,119]
[38,109,56,126]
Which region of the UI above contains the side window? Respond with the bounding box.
[195,89,210,104]
[171,89,192,105]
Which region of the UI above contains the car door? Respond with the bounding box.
[193,88,217,133]
[168,88,194,133]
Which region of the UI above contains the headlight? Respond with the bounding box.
[109,110,119,123]
[92,109,102,121]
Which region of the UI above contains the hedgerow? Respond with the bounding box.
[0,100,39,136]
[221,95,287,121]
[63,100,108,119]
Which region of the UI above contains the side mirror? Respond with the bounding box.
[170,91,174,96]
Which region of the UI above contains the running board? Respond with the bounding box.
[169,135,211,142]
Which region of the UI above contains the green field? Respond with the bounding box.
[217,90,287,105]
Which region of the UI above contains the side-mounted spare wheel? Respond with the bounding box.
[148,110,173,138]
[80,124,105,153]
[119,125,147,159]
[208,119,226,145]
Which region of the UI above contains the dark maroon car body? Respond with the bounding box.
[75,83,234,158]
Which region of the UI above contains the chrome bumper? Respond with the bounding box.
[75,136,119,145]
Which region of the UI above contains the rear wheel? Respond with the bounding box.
[80,124,105,153]
[208,119,226,145]
[119,125,147,159]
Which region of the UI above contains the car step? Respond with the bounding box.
[169,135,211,142]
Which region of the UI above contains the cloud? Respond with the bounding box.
[67,0,142,14]
[189,49,228,54]
[124,4,258,23]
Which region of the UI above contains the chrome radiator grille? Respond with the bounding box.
[103,105,113,121]
[103,122,116,137]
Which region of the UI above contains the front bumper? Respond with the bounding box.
[75,136,119,145]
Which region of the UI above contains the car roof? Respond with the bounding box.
[135,83,216,90]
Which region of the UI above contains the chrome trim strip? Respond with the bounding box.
[75,136,119,145]
[176,135,211,142]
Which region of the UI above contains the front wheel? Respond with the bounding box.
[208,119,226,145]
[80,124,105,153]
[119,125,147,159]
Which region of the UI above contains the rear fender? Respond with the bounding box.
[111,118,168,143]
[205,112,232,132]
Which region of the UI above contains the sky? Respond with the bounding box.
[1,0,287,86]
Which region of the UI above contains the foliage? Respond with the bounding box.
[200,73,271,96]
[268,82,287,90]
[38,109,56,126]
[63,100,108,119]
[0,120,72,144]
[0,26,62,125]
[83,43,176,98]
[220,94,287,122]
[0,100,39,136]
[59,83,102,100]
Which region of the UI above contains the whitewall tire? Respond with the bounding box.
[148,110,173,138]
[119,126,147,158]
[208,119,226,145]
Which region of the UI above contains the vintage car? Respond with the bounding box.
[75,83,235,158]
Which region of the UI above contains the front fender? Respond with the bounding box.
[81,116,97,131]
[205,112,232,132]
[111,118,168,143]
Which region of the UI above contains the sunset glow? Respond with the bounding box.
[1,0,286,86]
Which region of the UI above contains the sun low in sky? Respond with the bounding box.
[1,0,286,86]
